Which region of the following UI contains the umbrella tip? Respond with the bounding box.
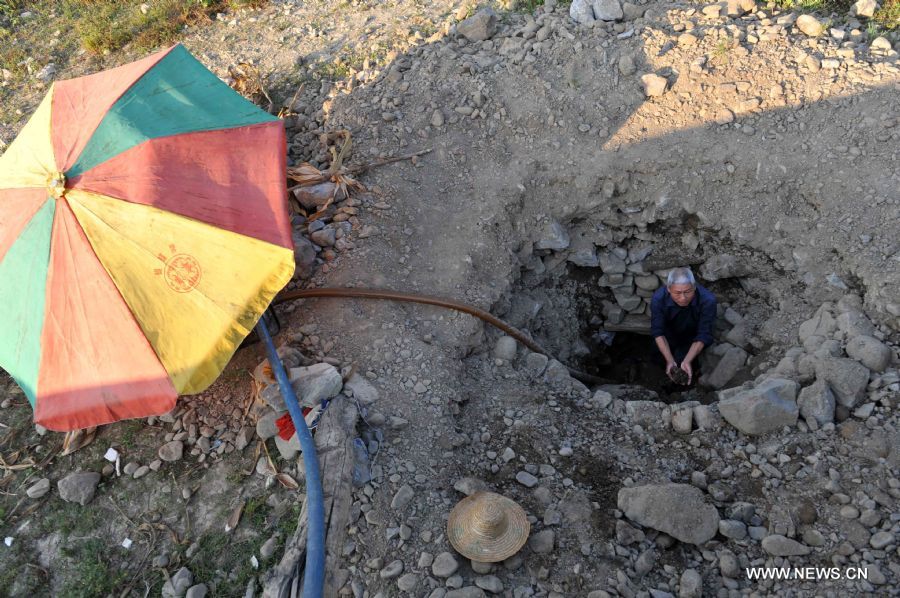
[46,172,67,199]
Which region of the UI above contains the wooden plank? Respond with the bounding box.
[322,397,358,596]
[262,395,358,598]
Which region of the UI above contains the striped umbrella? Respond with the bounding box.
[0,45,294,431]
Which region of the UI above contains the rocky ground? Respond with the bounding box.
[1,0,899,597]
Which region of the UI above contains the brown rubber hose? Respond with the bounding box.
[273,287,610,386]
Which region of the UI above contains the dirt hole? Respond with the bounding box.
[493,214,790,402]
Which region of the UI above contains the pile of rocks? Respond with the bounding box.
[524,217,760,387]
[566,0,897,68]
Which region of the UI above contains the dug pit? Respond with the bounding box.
[491,213,793,402]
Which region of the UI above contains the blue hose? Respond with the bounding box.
[256,318,326,597]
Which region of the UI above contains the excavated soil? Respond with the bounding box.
[1,0,899,596]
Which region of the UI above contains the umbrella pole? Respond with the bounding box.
[256,318,326,598]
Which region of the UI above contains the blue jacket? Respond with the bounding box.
[650,284,716,347]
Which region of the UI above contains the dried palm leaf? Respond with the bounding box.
[61,426,97,456]
[228,63,274,110]
[225,500,245,533]
[0,453,35,471]
[285,130,432,221]
[275,472,299,490]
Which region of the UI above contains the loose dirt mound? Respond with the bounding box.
[1,0,898,596]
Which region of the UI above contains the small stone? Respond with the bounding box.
[432,552,459,578]
[391,484,415,510]
[475,575,504,593]
[678,33,698,46]
[718,519,747,540]
[869,531,894,549]
[185,584,208,598]
[256,410,281,440]
[796,14,824,37]
[798,379,836,426]
[870,36,892,52]
[845,335,891,372]
[534,221,570,250]
[431,110,445,127]
[864,563,887,585]
[26,478,51,499]
[162,567,193,598]
[640,73,668,97]
[718,549,740,578]
[529,529,555,554]
[260,535,278,559]
[761,534,811,556]
[454,477,488,496]
[158,440,184,462]
[380,559,404,579]
[398,573,419,592]
[618,54,636,76]
[802,529,825,546]
[850,0,878,17]
[274,433,300,460]
[679,569,702,598]
[796,499,817,524]
[493,336,518,361]
[515,471,539,488]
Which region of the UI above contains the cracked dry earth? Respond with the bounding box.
[1,0,900,597]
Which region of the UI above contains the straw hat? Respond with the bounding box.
[447,491,530,562]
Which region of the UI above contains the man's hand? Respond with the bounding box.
[665,361,678,381]
[680,360,693,384]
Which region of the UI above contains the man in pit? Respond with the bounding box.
[649,267,717,385]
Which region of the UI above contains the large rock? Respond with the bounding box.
[344,374,379,405]
[798,305,836,342]
[57,472,101,506]
[797,379,835,426]
[699,254,750,281]
[617,483,719,545]
[796,14,824,36]
[599,251,627,274]
[845,335,892,372]
[534,221,570,251]
[569,0,596,23]
[850,0,878,17]
[836,310,875,338]
[457,8,498,42]
[592,0,623,20]
[286,363,343,407]
[814,357,869,407]
[705,346,748,389]
[718,378,799,435]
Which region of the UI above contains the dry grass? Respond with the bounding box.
[66,0,268,55]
